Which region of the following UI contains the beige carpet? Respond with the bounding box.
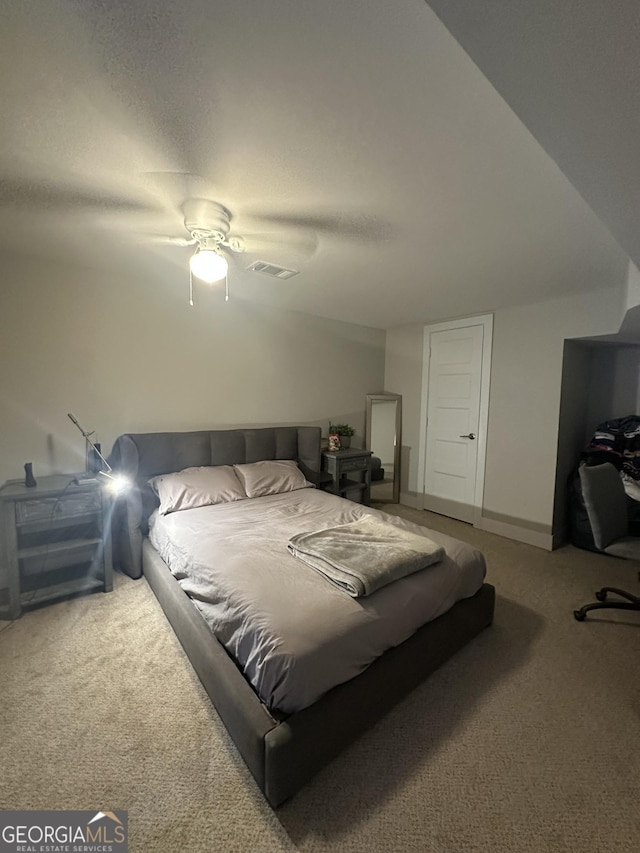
[1,506,639,852]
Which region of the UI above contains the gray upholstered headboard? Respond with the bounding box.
[109,426,322,578]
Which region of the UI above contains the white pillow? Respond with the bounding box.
[233,460,313,499]
[149,465,246,515]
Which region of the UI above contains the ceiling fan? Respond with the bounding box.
[0,167,389,307]
[150,195,315,306]
[167,198,246,304]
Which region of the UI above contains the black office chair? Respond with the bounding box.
[574,462,640,621]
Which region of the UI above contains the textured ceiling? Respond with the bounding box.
[427,0,640,285]
[0,0,630,329]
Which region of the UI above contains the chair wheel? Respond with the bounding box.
[574,610,586,621]
[595,590,607,602]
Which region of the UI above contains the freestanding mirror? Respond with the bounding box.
[365,393,402,503]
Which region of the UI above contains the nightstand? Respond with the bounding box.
[321,449,373,505]
[0,475,113,620]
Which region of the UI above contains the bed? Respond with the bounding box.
[109,426,495,806]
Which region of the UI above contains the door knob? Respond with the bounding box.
[459,433,476,440]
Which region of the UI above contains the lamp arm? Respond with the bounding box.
[67,413,112,473]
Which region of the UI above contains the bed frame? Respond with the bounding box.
[109,426,495,806]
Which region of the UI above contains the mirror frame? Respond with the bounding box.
[365,392,402,503]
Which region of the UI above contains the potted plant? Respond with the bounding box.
[328,423,356,449]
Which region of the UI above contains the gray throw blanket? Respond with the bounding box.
[288,516,445,597]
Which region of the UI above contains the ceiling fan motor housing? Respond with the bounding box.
[183,198,232,243]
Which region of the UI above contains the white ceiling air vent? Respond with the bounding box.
[247,260,299,279]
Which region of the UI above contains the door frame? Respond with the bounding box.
[417,314,493,526]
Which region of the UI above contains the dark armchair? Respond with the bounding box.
[574,463,640,621]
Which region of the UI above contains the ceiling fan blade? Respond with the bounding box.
[139,234,195,247]
[244,210,391,243]
[0,176,155,214]
[232,229,318,260]
[141,172,224,212]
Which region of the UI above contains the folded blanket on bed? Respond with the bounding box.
[287,515,445,597]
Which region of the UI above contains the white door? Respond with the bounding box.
[421,318,491,524]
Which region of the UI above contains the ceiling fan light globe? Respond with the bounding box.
[189,249,228,283]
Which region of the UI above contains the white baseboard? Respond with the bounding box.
[399,491,420,509]
[477,515,554,551]
[398,492,554,551]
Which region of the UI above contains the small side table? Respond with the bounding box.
[321,449,373,505]
[0,475,113,620]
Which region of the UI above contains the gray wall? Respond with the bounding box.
[384,325,424,502]
[553,341,593,540]
[0,252,385,485]
[385,286,626,545]
[585,346,640,430]
[554,341,640,541]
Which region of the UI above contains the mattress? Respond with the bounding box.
[148,488,486,714]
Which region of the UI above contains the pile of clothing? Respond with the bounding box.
[571,414,640,550]
[581,414,640,500]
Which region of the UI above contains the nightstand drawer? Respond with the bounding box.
[340,457,371,472]
[15,491,101,525]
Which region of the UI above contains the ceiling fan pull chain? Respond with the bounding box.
[189,268,194,307]
[225,271,229,303]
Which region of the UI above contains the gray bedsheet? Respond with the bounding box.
[148,489,486,714]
